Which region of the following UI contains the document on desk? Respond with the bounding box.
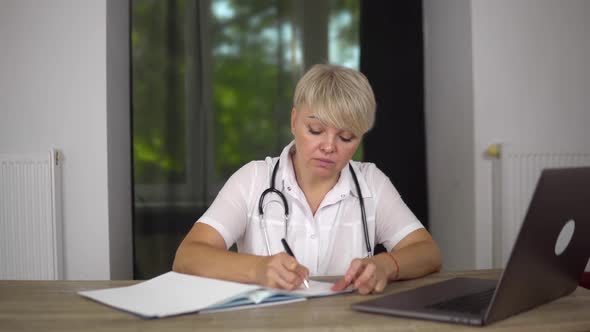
[78,271,353,318]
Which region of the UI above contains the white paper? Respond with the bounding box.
[78,271,351,318]
[289,279,353,297]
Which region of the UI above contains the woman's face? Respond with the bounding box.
[291,106,361,181]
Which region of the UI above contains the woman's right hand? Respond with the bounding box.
[254,252,309,290]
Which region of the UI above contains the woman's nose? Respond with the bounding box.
[320,137,335,154]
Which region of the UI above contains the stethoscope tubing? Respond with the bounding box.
[349,163,372,256]
[258,159,372,257]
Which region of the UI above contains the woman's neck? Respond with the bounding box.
[291,151,340,214]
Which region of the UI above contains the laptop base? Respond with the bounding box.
[352,277,498,326]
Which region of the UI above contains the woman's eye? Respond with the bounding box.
[308,127,322,135]
[340,136,353,142]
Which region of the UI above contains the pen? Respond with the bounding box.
[281,238,310,289]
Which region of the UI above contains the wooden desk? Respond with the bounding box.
[1,269,589,331]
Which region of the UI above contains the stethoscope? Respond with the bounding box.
[257,160,372,257]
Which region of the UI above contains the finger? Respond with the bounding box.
[358,283,374,295]
[293,265,310,283]
[277,253,299,272]
[343,259,365,284]
[267,266,300,290]
[354,264,378,295]
[263,254,300,289]
[373,278,388,293]
[357,273,377,295]
[273,256,306,289]
[279,266,305,288]
[331,277,350,291]
[357,278,376,294]
[277,253,311,288]
[354,262,376,288]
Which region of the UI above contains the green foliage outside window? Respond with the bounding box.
[132,0,360,189]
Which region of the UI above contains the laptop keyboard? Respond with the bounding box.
[427,287,495,315]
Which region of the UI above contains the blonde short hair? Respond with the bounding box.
[293,64,376,137]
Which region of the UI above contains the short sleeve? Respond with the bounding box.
[370,167,424,251]
[198,161,259,249]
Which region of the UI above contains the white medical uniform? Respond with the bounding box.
[199,141,423,276]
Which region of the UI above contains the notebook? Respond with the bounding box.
[79,271,352,318]
[352,167,590,326]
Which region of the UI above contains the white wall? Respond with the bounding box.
[0,0,132,279]
[472,0,590,269]
[425,0,590,270]
[423,0,476,272]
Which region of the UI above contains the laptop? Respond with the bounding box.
[352,167,590,326]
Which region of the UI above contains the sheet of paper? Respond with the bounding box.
[290,279,354,297]
[79,272,353,318]
[79,271,261,318]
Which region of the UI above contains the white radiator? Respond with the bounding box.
[489,144,590,269]
[0,149,64,280]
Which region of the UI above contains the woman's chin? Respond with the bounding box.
[311,166,339,179]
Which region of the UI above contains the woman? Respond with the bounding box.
[173,64,441,294]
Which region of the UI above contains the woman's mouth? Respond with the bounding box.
[314,158,335,167]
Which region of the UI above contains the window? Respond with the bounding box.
[132,0,360,278]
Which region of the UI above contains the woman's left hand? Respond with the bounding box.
[331,254,397,294]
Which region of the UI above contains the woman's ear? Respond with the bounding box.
[290,108,297,136]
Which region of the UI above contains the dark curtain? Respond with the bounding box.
[360,1,428,229]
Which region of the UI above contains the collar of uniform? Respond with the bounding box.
[341,160,373,199]
[278,141,298,191]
